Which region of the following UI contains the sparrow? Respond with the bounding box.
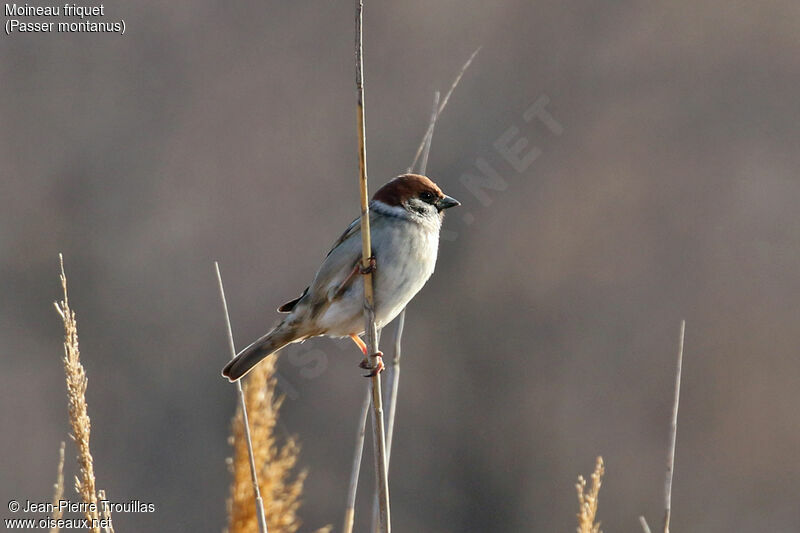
[222,174,460,382]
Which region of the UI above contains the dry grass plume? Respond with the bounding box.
[576,456,605,533]
[226,355,326,533]
[55,254,113,532]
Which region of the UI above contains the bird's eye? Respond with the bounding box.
[420,191,435,202]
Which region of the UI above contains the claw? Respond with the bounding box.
[359,351,384,377]
[360,256,377,275]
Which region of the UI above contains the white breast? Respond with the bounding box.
[313,204,442,337]
[371,214,440,327]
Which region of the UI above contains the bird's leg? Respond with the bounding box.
[332,256,375,300]
[332,262,361,300]
[333,256,377,301]
[349,334,368,355]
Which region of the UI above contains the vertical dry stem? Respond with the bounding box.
[349,46,479,533]
[354,2,391,532]
[54,254,103,533]
[383,310,405,462]
[342,385,371,533]
[638,320,686,533]
[49,441,65,533]
[663,320,686,533]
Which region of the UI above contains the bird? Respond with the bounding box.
[222,174,460,382]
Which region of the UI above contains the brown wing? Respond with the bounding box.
[278,215,363,315]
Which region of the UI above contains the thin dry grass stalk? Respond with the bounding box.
[576,456,604,533]
[227,356,308,533]
[354,1,391,532]
[407,46,481,173]
[369,90,441,533]
[386,91,438,462]
[342,385,371,533]
[638,321,686,533]
[389,48,479,457]
[663,320,686,533]
[49,441,65,533]
[54,254,108,533]
[217,263,270,533]
[348,46,480,533]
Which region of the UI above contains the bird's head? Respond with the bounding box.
[372,174,460,222]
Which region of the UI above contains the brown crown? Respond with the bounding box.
[372,174,444,206]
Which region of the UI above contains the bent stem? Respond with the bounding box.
[386,49,479,469]
[370,91,440,531]
[347,47,479,533]
[388,91,439,453]
[407,47,481,172]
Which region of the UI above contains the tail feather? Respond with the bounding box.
[222,326,295,382]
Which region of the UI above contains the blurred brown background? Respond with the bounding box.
[2,1,800,531]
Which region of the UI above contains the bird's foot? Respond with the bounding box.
[359,351,385,377]
[359,256,377,275]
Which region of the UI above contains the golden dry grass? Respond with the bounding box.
[576,456,605,533]
[226,355,328,533]
[54,255,112,533]
[53,257,327,533]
